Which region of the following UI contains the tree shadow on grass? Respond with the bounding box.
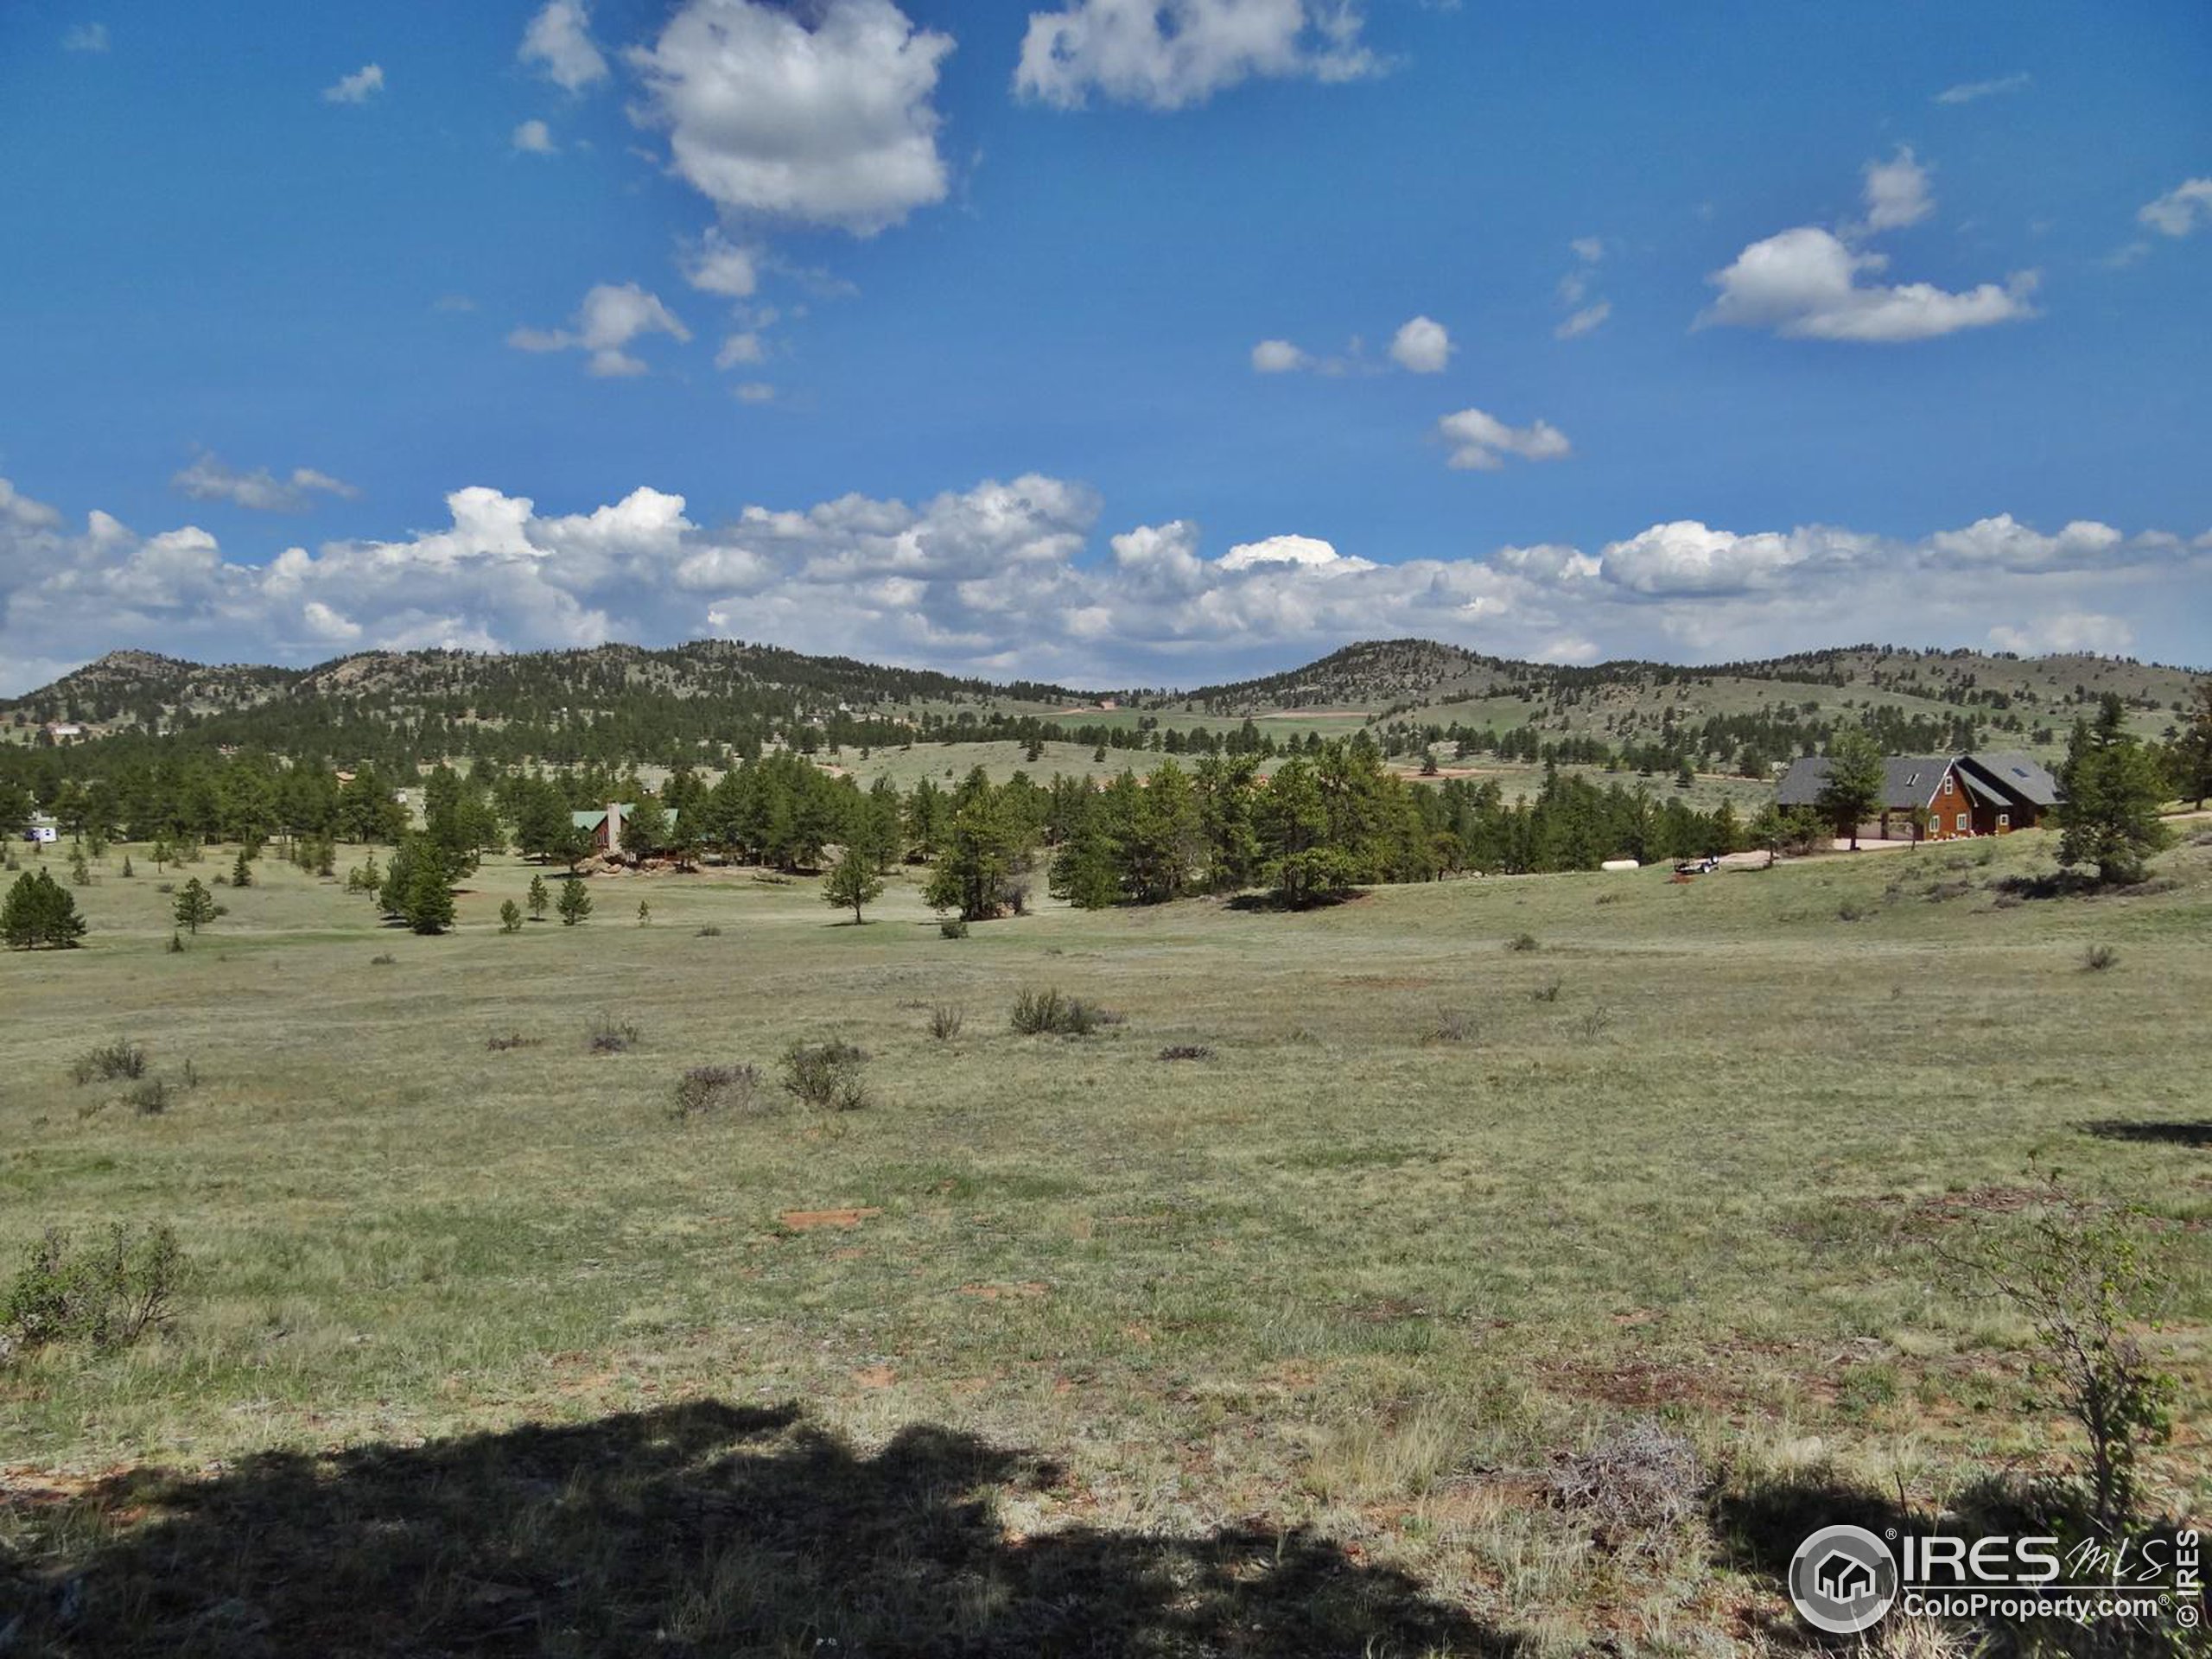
[0,1399,1520,1657]
[1223,889,1364,913]
[1707,1465,1918,1652]
[2079,1119,2212,1149]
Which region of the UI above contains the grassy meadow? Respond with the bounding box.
[2,826,2209,1653]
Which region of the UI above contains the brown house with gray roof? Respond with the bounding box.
[1775,751,2061,842]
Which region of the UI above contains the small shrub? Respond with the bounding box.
[3,1224,185,1356]
[1545,1420,1701,1538]
[1504,932,1539,952]
[1157,1044,1212,1062]
[1575,1006,1614,1039]
[369,952,397,966]
[1424,1010,1478,1044]
[939,917,969,939]
[1529,977,1563,1003]
[2082,943,2118,972]
[1593,892,1620,906]
[1010,987,1116,1036]
[779,1040,870,1110]
[124,1077,170,1116]
[587,1013,642,1054]
[486,1033,540,1052]
[673,1063,764,1119]
[165,931,185,954]
[1836,899,1871,922]
[927,1004,965,1042]
[70,1039,147,1085]
[1010,987,1064,1034]
[695,924,722,938]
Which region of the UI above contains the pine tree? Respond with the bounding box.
[499,899,523,934]
[403,853,455,934]
[527,873,550,919]
[173,876,218,935]
[231,847,253,888]
[556,878,593,926]
[1049,817,1122,909]
[1817,729,1885,850]
[2175,679,2212,811]
[822,845,885,923]
[2,869,86,950]
[2057,697,2171,887]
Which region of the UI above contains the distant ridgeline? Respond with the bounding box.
[0,637,2196,798]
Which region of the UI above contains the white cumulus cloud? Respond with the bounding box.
[1389,315,1452,373]
[683,228,761,297]
[509,283,692,378]
[520,0,610,92]
[2,471,2199,696]
[512,118,556,155]
[1704,149,2037,342]
[2139,178,2212,238]
[627,0,953,236]
[1217,533,1373,572]
[1250,338,1308,373]
[1988,613,2135,656]
[171,454,358,513]
[1704,226,2037,342]
[322,63,385,105]
[1438,408,1571,472]
[1015,0,1380,111]
[1859,145,1934,232]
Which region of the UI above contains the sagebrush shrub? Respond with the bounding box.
[2082,943,2118,972]
[928,1004,965,1041]
[3,1224,185,1356]
[1505,932,1539,952]
[1425,1010,1478,1045]
[1010,986,1115,1036]
[673,1063,764,1119]
[70,1039,147,1085]
[587,1013,642,1053]
[779,1040,870,1110]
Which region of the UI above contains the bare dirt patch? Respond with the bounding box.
[779,1206,881,1231]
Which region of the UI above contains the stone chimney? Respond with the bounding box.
[606,801,625,851]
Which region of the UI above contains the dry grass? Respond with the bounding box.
[1,828,2208,1650]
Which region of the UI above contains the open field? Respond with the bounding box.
[820,739,1781,815]
[3,828,2209,1652]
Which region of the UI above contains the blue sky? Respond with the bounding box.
[0,0,2206,692]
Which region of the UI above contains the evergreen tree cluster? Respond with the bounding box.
[2,868,86,949]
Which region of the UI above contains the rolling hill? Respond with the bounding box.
[2,637,2199,777]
